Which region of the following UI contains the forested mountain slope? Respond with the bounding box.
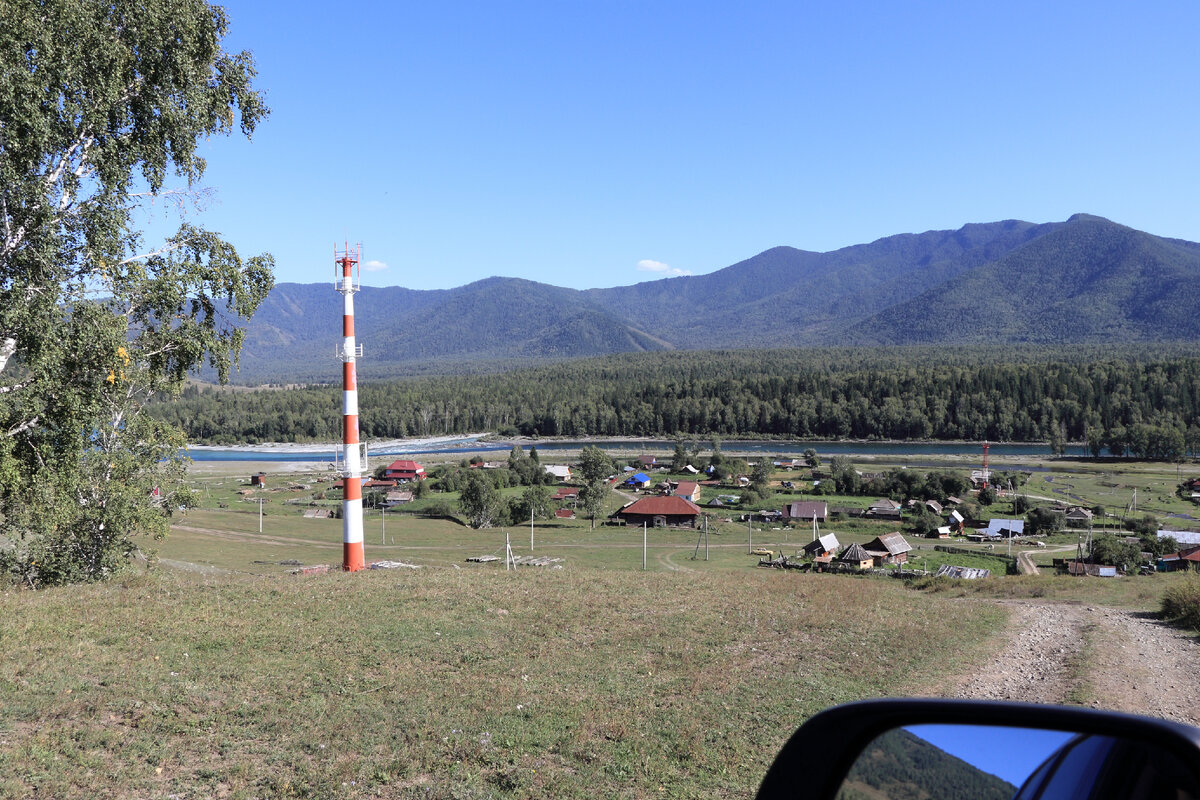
[229,215,1200,381]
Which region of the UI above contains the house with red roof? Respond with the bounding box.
[672,481,701,503]
[612,495,702,528]
[383,459,426,482]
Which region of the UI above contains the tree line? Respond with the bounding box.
[150,349,1200,458]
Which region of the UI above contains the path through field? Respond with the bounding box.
[930,600,1200,727]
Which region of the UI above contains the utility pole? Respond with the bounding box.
[530,508,535,552]
[747,514,753,554]
[643,521,647,570]
[258,496,263,533]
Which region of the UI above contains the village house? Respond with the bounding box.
[1064,507,1094,526]
[782,501,828,522]
[672,481,702,503]
[384,490,413,506]
[383,459,426,482]
[543,464,572,482]
[802,533,840,558]
[612,495,703,528]
[624,472,652,490]
[863,532,912,565]
[636,454,658,468]
[865,498,902,521]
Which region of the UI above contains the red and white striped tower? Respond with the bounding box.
[982,440,990,489]
[335,244,365,571]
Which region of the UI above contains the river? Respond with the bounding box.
[187,436,1086,463]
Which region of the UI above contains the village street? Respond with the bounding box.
[931,600,1200,727]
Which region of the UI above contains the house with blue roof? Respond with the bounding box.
[625,472,652,489]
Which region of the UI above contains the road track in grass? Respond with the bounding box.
[930,600,1200,727]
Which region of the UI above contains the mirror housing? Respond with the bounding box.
[755,699,1200,800]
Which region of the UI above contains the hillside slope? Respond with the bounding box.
[228,215,1200,380]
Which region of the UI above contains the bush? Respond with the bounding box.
[1161,575,1200,631]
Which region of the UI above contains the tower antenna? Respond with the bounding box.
[335,243,365,571]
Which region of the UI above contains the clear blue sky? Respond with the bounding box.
[174,1,1200,290]
[907,724,1075,787]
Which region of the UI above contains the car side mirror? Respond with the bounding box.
[755,699,1200,800]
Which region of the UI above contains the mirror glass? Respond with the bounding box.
[837,724,1200,800]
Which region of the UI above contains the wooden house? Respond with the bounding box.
[863,532,912,565]
[783,501,828,522]
[612,495,702,528]
[802,533,840,558]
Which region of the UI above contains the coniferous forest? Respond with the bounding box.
[147,346,1200,458]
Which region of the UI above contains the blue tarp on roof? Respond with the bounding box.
[627,472,651,483]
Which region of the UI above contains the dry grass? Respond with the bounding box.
[0,568,1004,799]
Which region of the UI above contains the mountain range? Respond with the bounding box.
[232,214,1200,382]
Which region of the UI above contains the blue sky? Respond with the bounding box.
[171,1,1200,290]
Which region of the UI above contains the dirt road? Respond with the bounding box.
[928,600,1200,727]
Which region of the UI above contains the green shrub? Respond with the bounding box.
[1160,575,1200,631]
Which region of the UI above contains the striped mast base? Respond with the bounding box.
[336,244,365,571]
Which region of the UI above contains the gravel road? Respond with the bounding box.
[931,600,1200,727]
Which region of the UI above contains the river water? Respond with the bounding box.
[187,436,1080,463]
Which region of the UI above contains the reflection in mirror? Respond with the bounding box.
[836,723,1200,800]
[835,725,1069,800]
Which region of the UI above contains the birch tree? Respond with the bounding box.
[0,0,274,585]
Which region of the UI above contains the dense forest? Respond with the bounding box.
[150,347,1200,458]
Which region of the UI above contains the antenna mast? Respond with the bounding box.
[335,243,365,572]
[982,440,990,489]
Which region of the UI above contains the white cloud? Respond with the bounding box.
[635,259,691,277]
[363,259,389,272]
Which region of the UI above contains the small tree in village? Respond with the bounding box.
[577,445,613,528]
[670,439,689,472]
[458,472,504,529]
[0,1,273,586]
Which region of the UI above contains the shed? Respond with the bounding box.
[837,543,874,570]
[249,472,267,487]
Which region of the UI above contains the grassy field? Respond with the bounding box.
[1,568,1008,799]
[4,453,1197,798]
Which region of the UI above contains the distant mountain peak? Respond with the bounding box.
[231,216,1200,381]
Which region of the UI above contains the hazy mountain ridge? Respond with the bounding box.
[230,215,1200,381]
